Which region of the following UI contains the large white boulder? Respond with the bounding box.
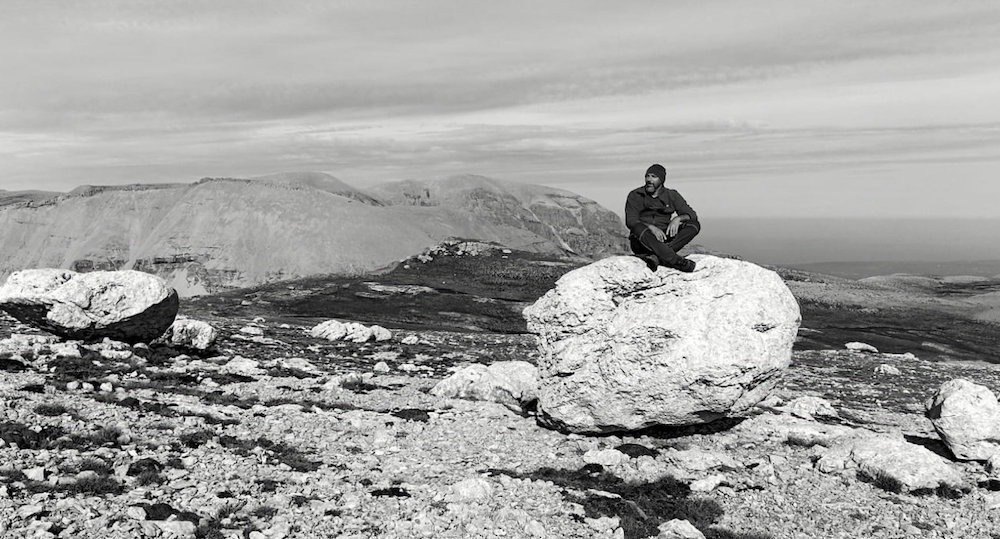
[0,269,179,343]
[523,255,799,433]
[925,379,1000,460]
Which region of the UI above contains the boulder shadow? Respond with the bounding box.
[487,465,771,539]
[634,417,749,441]
[903,434,954,460]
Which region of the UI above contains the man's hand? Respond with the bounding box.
[666,217,685,238]
[648,224,667,242]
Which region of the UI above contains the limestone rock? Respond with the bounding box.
[874,364,901,376]
[445,477,494,502]
[343,322,374,342]
[523,255,800,433]
[658,519,706,539]
[846,341,878,353]
[371,325,392,342]
[987,454,1000,476]
[163,317,218,350]
[430,361,539,411]
[816,433,965,492]
[782,396,839,420]
[582,449,630,467]
[310,320,348,341]
[310,320,390,343]
[0,269,178,343]
[926,379,1000,460]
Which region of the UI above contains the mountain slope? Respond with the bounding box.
[0,173,626,295]
[366,174,626,257]
[0,189,61,207]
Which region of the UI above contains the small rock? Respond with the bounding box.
[371,325,392,342]
[221,356,264,376]
[658,519,706,539]
[239,326,264,336]
[373,362,391,373]
[583,449,630,467]
[445,477,494,502]
[987,454,1000,475]
[845,341,878,353]
[278,357,318,372]
[23,466,46,481]
[164,318,218,350]
[431,361,539,411]
[782,396,838,420]
[401,335,419,345]
[874,364,901,376]
[524,520,546,537]
[585,515,621,533]
[155,520,197,537]
[17,503,45,518]
[689,474,726,493]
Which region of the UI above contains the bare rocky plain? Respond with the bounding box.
[2,241,1000,539]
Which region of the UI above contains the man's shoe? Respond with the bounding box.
[638,254,659,272]
[673,258,696,273]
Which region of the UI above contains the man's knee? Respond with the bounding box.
[683,220,701,235]
[628,223,651,239]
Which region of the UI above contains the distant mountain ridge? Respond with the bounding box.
[367,175,624,256]
[0,172,627,296]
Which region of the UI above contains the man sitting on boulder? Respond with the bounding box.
[625,163,700,272]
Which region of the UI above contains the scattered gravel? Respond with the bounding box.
[2,312,1000,538]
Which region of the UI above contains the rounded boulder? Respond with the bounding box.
[523,255,800,433]
[0,268,179,343]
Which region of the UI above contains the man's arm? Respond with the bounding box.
[670,190,698,223]
[666,190,698,237]
[624,189,643,231]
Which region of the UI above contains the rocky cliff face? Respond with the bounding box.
[366,175,627,258]
[0,173,626,296]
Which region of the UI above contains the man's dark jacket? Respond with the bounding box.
[624,186,700,234]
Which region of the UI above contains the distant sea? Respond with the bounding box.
[700,218,1000,279]
[783,260,1000,280]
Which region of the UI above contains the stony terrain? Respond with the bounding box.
[2,246,1000,538]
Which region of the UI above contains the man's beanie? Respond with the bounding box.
[646,164,666,181]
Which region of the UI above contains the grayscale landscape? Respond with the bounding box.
[3,2,1000,539]
[1,174,1000,538]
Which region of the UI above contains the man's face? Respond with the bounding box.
[644,173,663,194]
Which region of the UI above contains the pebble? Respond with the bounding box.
[445,477,494,502]
[155,520,197,537]
[524,520,546,537]
[17,503,45,518]
[583,449,629,466]
[875,364,901,376]
[689,474,726,493]
[23,467,46,482]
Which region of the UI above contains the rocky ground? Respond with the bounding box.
[2,246,1000,539]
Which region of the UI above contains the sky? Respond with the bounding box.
[2,1,999,237]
